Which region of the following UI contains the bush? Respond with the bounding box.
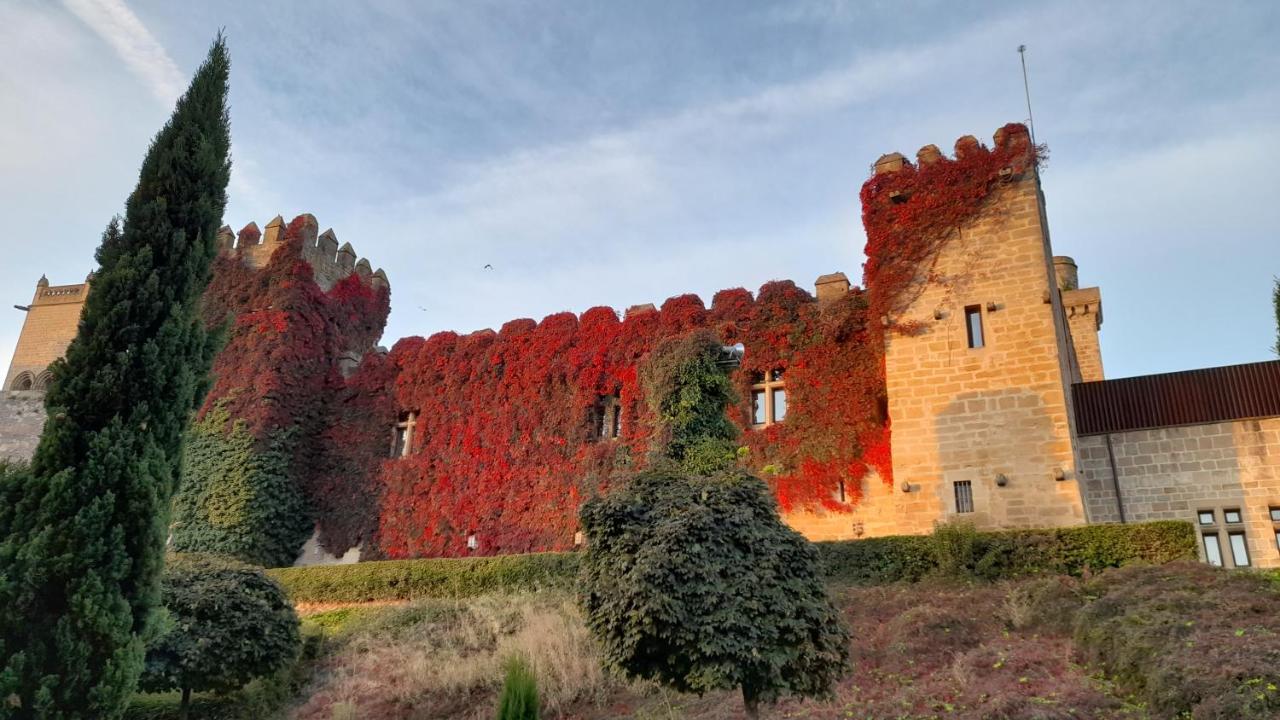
[267,521,1194,603]
[268,552,580,603]
[496,655,539,720]
[816,520,1196,584]
[1075,562,1280,719]
[140,554,301,714]
[579,468,850,718]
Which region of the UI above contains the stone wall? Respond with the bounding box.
[1078,417,1280,568]
[0,392,46,462]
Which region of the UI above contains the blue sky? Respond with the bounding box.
[2,0,1278,381]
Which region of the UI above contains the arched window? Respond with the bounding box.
[34,370,53,392]
[10,372,34,392]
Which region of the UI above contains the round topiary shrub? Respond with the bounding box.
[140,553,301,711]
[579,467,850,718]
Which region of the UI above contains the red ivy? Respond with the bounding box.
[200,214,390,556]
[188,123,1038,561]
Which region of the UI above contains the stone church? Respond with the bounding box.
[3,123,1278,569]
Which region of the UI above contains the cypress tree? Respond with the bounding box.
[1272,277,1279,357]
[0,36,231,719]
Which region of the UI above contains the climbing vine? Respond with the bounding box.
[175,214,390,565]
[176,123,1042,563]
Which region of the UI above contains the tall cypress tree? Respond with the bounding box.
[0,36,230,719]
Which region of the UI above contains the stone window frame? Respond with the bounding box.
[750,369,787,428]
[1197,505,1250,568]
[9,371,34,392]
[391,410,418,458]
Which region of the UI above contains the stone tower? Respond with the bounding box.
[3,274,91,393]
[874,125,1089,533]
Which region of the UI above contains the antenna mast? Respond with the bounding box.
[1017,44,1036,145]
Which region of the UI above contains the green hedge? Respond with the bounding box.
[267,552,580,603]
[815,520,1197,585]
[268,522,1196,603]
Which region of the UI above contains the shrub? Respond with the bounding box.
[816,520,1196,584]
[931,519,981,578]
[1002,575,1083,633]
[268,521,1194,604]
[1075,562,1280,719]
[140,554,301,715]
[579,467,850,718]
[268,552,579,603]
[496,655,539,720]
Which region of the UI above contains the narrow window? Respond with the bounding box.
[750,368,787,427]
[1198,510,1216,526]
[391,411,417,458]
[467,534,479,551]
[1224,508,1242,524]
[964,305,984,349]
[1270,507,1280,522]
[594,395,622,440]
[954,480,974,514]
[835,480,847,504]
[1202,533,1224,567]
[1229,532,1250,567]
[1274,530,1280,553]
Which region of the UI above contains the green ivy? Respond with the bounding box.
[169,406,313,568]
[639,329,739,474]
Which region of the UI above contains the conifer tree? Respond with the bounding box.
[0,36,231,719]
[1272,277,1279,357]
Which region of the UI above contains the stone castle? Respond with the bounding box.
[3,123,1278,569]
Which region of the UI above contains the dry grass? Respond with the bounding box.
[291,591,627,720]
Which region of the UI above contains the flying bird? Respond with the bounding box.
[483,264,493,270]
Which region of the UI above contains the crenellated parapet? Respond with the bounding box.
[219,213,389,293]
[867,123,1036,185]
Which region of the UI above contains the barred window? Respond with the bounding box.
[954,480,974,514]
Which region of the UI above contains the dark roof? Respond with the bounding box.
[1072,360,1280,436]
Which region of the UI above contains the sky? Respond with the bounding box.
[2,0,1278,381]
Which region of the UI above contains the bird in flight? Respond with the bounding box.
[483,264,493,270]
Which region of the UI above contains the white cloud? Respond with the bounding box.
[61,0,183,105]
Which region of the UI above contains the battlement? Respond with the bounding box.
[218,213,389,293]
[869,123,1036,184]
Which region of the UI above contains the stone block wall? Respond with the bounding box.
[1078,417,1280,568]
[879,149,1086,535]
[3,280,87,391]
[0,392,46,462]
[1063,286,1104,383]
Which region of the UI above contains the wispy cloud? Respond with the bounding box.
[61,0,182,105]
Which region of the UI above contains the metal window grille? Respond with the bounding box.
[954,481,974,514]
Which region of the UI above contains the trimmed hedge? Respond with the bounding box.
[267,552,580,603]
[817,520,1197,584]
[268,522,1196,603]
